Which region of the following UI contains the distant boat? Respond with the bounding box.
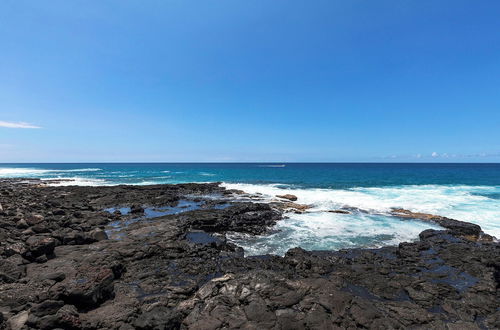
[258,164,286,168]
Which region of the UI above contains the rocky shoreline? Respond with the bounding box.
[0,179,498,329]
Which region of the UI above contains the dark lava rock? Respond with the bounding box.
[186,203,281,235]
[52,209,66,216]
[16,219,28,229]
[4,242,28,257]
[328,209,350,214]
[26,303,81,330]
[130,204,144,214]
[0,256,26,283]
[42,272,66,282]
[51,266,117,307]
[0,179,498,330]
[134,306,183,329]
[276,194,298,201]
[25,214,44,226]
[86,228,108,242]
[30,300,65,317]
[25,236,56,259]
[392,208,483,238]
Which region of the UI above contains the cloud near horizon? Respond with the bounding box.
[382,151,500,160]
[0,121,41,129]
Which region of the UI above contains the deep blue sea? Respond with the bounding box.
[1,163,499,255]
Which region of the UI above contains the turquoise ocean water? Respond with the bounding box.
[1,163,499,255]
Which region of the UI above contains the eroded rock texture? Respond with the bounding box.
[0,179,498,329]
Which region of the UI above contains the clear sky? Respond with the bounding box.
[1,0,499,162]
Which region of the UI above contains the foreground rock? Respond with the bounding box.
[0,179,498,329]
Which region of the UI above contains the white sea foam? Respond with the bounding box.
[0,168,52,176]
[228,211,440,256]
[43,177,110,186]
[257,164,286,168]
[57,168,102,172]
[129,179,181,185]
[2,165,497,254]
[199,172,216,176]
[0,167,102,177]
[222,182,500,247]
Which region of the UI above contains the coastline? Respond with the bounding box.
[0,179,499,329]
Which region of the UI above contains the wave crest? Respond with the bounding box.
[222,182,500,240]
[0,167,102,177]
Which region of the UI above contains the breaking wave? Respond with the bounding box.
[222,182,500,254]
[0,167,102,177]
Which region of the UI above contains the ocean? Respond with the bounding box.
[1,163,499,255]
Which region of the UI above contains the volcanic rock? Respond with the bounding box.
[25,214,44,226]
[328,209,350,214]
[130,204,144,214]
[87,228,108,241]
[276,194,298,201]
[15,219,28,229]
[25,236,56,259]
[0,179,497,330]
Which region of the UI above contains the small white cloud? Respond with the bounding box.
[0,121,41,129]
[415,154,422,158]
[431,152,439,157]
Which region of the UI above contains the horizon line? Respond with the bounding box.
[1,162,500,165]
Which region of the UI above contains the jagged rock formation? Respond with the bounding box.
[0,179,498,329]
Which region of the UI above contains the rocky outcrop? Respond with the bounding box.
[328,209,350,214]
[185,203,281,235]
[276,194,298,201]
[391,208,495,241]
[270,201,311,213]
[24,236,56,261]
[0,179,498,329]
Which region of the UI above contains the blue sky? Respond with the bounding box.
[1,0,499,162]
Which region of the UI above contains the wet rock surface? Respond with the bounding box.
[0,178,498,329]
[276,194,298,201]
